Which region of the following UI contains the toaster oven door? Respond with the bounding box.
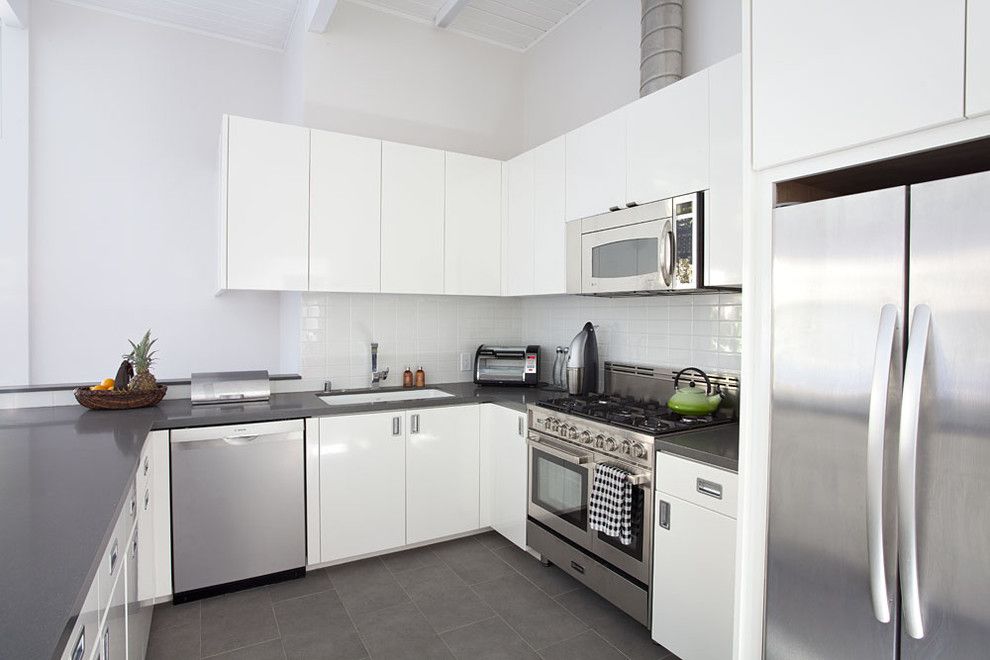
[582,219,671,294]
[476,351,528,384]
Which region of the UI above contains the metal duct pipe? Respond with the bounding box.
[640,0,683,96]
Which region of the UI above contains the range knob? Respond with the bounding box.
[620,439,632,455]
[568,426,580,439]
[543,416,555,431]
[594,434,606,449]
[550,418,561,432]
[604,437,618,452]
[632,443,648,459]
[579,431,593,444]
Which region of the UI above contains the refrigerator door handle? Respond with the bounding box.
[867,304,898,624]
[898,303,932,640]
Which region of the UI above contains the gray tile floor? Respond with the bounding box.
[148,531,676,660]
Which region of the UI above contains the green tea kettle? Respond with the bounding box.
[667,367,722,416]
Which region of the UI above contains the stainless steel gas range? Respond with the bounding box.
[526,362,739,627]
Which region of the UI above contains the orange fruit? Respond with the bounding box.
[101,378,115,388]
[92,384,110,391]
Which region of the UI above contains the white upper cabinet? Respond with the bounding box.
[380,142,445,294]
[752,0,966,169]
[503,151,536,296]
[706,55,743,287]
[406,406,480,544]
[444,153,502,296]
[222,116,309,291]
[968,0,990,117]
[310,130,382,293]
[532,137,567,295]
[565,109,627,221]
[626,71,710,205]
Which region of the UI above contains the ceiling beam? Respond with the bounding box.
[306,0,338,33]
[434,0,469,28]
[0,0,28,28]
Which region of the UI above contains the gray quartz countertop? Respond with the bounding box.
[0,382,559,660]
[655,422,739,472]
[1,380,736,660]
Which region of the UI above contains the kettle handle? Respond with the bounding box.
[673,367,714,395]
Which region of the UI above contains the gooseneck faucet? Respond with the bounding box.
[370,342,389,387]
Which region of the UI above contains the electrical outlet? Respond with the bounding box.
[459,352,472,372]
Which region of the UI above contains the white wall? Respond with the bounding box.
[0,20,30,386]
[27,0,287,383]
[521,0,742,150]
[301,1,525,159]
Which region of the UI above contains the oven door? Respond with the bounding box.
[582,219,673,294]
[590,456,653,585]
[527,432,595,549]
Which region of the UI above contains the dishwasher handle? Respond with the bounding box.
[223,435,259,446]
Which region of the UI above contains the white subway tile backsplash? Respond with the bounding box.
[300,290,743,388]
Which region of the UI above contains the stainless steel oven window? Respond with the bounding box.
[531,448,589,531]
[591,237,659,279]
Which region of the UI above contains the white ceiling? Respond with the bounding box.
[60,0,588,52]
[59,0,302,50]
[350,0,589,51]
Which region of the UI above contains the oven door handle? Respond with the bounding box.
[529,434,592,465]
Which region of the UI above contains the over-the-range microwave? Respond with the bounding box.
[566,192,705,295]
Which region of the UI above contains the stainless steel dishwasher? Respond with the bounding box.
[170,419,305,602]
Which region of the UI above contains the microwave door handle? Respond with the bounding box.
[660,219,674,287]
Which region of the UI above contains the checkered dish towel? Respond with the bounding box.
[588,463,634,546]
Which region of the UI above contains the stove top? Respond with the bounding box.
[537,394,734,436]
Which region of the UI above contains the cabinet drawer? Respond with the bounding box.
[656,452,737,518]
[98,480,135,613]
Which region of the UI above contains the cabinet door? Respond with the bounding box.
[224,116,309,291]
[706,55,743,288]
[532,137,567,295]
[565,109,627,221]
[752,0,965,169]
[320,413,405,562]
[444,153,502,295]
[406,406,480,544]
[488,406,528,551]
[503,151,535,296]
[310,130,382,293]
[381,142,445,294]
[652,493,736,660]
[968,0,990,117]
[626,71,710,206]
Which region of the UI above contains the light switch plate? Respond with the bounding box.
[459,353,472,372]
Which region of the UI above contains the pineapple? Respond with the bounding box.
[125,330,159,392]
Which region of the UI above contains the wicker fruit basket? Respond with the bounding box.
[74,385,167,410]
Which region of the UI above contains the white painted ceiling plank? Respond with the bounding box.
[466,0,554,31]
[452,6,542,40]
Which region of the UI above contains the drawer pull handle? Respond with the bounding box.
[108,538,119,575]
[143,455,150,475]
[144,489,150,511]
[697,478,723,500]
[71,627,85,660]
[392,416,401,436]
[569,560,585,574]
[658,499,671,530]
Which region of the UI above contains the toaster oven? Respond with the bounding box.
[474,345,540,386]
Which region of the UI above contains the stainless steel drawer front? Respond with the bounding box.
[170,420,305,595]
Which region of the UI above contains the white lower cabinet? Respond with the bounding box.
[406,406,480,544]
[60,578,98,660]
[319,412,406,562]
[652,453,737,660]
[482,404,528,551]
[94,574,127,660]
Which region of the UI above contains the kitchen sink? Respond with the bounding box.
[318,388,455,406]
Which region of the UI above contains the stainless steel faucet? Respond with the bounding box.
[370,342,389,387]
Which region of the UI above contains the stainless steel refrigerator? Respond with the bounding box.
[766,169,990,658]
